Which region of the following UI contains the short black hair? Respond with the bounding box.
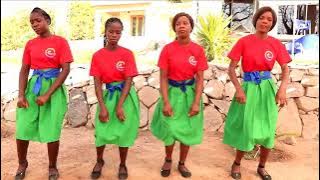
[104,17,123,31]
[252,6,277,31]
[31,7,51,25]
[172,12,194,32]
[103,17,124,46]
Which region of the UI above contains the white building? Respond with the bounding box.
[90,0,318,50]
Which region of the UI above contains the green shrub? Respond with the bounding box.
[1,9,55,51]
[196,13,235,62]
[67,2,94,40]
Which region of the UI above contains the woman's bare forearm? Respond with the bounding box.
[18,64,30,97]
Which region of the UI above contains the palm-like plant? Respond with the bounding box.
[196,14,234,62]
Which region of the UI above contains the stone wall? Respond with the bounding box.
[1,64,319,140]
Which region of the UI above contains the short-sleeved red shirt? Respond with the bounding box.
[228,34,291,72]
[89,46,138,83]
[158,40,208,81]
[22,35,73,69]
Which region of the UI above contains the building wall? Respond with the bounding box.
[92,0,318,50]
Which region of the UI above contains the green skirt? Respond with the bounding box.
[151,84,204,146]
[223,79,278,151]
[16,76,68,143]
[95,82,140,147]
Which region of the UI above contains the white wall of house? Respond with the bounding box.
[91,0,318,51]
[197,1,223,17]
[143,1,223,44]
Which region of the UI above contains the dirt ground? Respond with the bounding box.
[1,122,319,180]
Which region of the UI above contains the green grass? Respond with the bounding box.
[1,55,21,64]
[291,59,319,65]
[209,57,230,65]
[72,49,94,63]
[1,49,23,64]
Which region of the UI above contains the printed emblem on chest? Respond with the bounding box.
[188,56,197,66]
[264,50,273,61]
[116,61,125,71]
[45,48,56,58]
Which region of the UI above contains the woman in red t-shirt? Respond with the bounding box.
[89,18,140,180]
[223,7,291,180]
[151,12,208,178]
[15,7,73,180]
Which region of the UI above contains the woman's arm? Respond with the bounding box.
[35,63,70,106]
[116,77,133,121]
[160,70,173,117]
[276,64,289,106]
[94,77,109,122]
[228,60,246,104]
[17,63,31,108]
[188,71,204,117]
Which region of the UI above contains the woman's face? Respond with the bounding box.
[105,22,122,45]
[30,12,49,35]
[256,11,273,33]
[175,16,192,39]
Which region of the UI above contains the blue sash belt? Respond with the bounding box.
[32,68,60,95]
[243,71,271,85]
[105,82,125,100]
[168,78,195,92]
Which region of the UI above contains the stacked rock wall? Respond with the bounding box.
[1,64,319,140]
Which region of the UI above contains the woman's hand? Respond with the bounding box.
[235,88,246,104]
[17,96,29,108]
[162,102,173,117]
[188,103,200,117]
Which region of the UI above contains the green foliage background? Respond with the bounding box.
[67,2,94,40]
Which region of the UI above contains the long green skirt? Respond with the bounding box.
[16,76,68,143]
[151,84,204,146]
[95,82,140,147]
[223,79,278,151]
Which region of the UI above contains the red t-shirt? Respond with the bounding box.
[228,34,292,72]
[22,35,73,69]
[158,40,208,81]
[89,46,138,83]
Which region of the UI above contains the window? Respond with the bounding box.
[278,4,319,35]
[296,4,319,34]
[131,15,145,36]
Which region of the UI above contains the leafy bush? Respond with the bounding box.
[67,2,94,40]
[1,9,55,51]
[196,13,235,62]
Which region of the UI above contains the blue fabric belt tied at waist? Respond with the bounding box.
[32,68,61,95]
[105,82,125,100]
[168,78,195,92]
[243,71,271,85]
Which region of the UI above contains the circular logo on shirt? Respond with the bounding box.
[264,51,273,61]
[45,48,56,58]
[116,61,125,71]
[188,56,197,66]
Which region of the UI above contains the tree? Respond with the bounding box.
[278,5,294,34]
[99,13,111,37]
[1,9,55,51]
[67,2,94,40]
[297,5,306,20]
[222,2,254,29]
